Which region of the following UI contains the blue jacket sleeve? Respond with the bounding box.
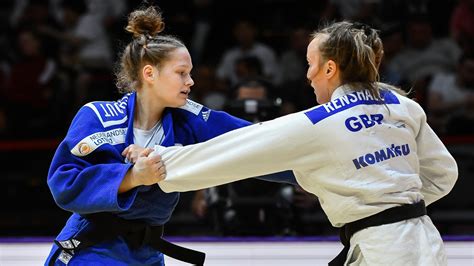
[257,170,297,185]
[47,106,138,214]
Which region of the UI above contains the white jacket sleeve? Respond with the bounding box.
[155,113,314,192]
[412,102,458,205]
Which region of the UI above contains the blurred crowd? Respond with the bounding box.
[0,0,473,138]
[0,0,473,236]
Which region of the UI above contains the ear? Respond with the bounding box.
[325,60,338,80]
[142,64,155,84]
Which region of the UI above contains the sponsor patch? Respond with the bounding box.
[179,99,203,115]
[71,127,127,157]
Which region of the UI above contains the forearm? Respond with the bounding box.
[420,151,458,205]
[417,122,458,205]
[156,113,312,192]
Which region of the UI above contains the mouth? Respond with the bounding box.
[180,90,190,96]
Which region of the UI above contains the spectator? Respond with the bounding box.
[190,64,227,110]
[277,27,314,113]
[191,79,293,236]
[189,0,215,65]
[55,0,113,69]
[233,56,264,88]
[4,27,56,136]
[85,0,127,58]
[450,0,474,45]
[216,18,278,88]
[38,0,115,107]
[378,22,404,86]
[321,0,380,24]
[427,54,474,134]
[86,0,127,23]
[11,0,61,58]
[389,15,461,84]
[278,28,310,86]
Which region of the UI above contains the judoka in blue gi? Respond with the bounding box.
[45,6,294,265]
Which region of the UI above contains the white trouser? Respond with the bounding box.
[346,216,446,266]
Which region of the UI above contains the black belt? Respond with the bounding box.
[50,212,205,265]
[329,200,426,266]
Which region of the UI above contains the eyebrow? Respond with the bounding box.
[175,64,193,69]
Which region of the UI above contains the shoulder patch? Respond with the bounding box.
[179,99,203,115]
[304,90,400,125]
[71,127,127,156]
[85,101,128,128]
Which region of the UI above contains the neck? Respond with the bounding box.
[327,79,342,98]
[134,90,164,130]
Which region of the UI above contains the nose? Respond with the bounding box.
[186,76,194,87]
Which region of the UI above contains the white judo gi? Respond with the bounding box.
[154,86,458,265]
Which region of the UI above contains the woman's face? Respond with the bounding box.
[152,47,194,107]
[306,36,331,104]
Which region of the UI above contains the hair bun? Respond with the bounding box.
[351,22,379,46]
[125,6,165,38]
[352,22,373,37]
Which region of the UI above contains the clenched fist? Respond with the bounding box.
[132,148,166,186]
[118,147,167,193]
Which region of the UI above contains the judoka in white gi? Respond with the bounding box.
[152,22,458,265]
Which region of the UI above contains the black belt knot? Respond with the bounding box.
[123,222,157,249]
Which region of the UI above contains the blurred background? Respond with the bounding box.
[0,0,473,238]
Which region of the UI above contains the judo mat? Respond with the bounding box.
[1,236,473,265]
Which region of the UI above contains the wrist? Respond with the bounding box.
[119,167,140,194]
[129,166,142,187]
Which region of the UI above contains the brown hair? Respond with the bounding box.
[311,21,404,100]
[115,6,185,93]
